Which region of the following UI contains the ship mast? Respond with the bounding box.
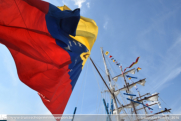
[100,47,121,121]
[137,91,148,114]
[119,66,139,120]
[90,48,172,121]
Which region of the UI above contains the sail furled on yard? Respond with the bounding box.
[0,0,98,115]
[114,79,146,93]
[113,68,136,81]
[113,101,140,114]
[146,93,159,102]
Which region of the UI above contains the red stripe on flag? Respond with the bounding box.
[23,0,49,14]
[0,0,73,116]
[0,0,50,34]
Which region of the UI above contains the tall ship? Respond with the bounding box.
[82,47,174,121]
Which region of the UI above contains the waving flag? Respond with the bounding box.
[137,67,142,72]
[105,51,109,55]
[129,57,140,68]
[0,0,98,117]
[124,57,140,72]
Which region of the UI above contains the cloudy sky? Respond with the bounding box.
[0,0,181,118]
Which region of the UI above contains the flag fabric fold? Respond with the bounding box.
[0,0,98,116]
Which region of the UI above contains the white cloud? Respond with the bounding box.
[152,67,181,92]
[171,96,181,114]
[103,16,111,30]
[62,0,69,6]
[139,5,181,38]
[145,34,181,93]
[86,2,90,8]
[103,21,108,30]
[72,0,86,8]
[168,35,181,52]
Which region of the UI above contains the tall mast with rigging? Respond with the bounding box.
[100,47,121,121]
[119,66,139,120]
[90,47,172,121]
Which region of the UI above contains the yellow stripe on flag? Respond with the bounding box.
[58,5,98,68]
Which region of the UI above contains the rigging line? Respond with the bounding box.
[92,63,103,98]
[90,57,113,95]
[107,95,109,106]
[125,71,153,99]
[94,61,108,76]
[108,56,120,76]
[105,55,118,76]
[135,73,172,112]
[115,97,132,121]
[91,57,139,118]
[105,56,126,93]
[159,111,169,121]
[95,92,99,115]
[145,85,173,114]
[155,101,160,115]
[93,60,111,87]
[96,96,102,121]
[96,91,99,114]
[102,81,107,114]
[115,83,129,107]
[105,56,115,77]
[94,60,116,89]
[95,61,109,115]
[97,98,102,115]
[92,61,106,115]
[75,61,89,106]
[104,75,109,89]
[159,97,173,114]
[80,61,89,114]
[157,102,161,115]
[121,95,132,115]
[106,51,130,68]
[113,84,132,120]
[130,69,156,94]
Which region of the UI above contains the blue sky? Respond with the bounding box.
[0,0,181,116]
